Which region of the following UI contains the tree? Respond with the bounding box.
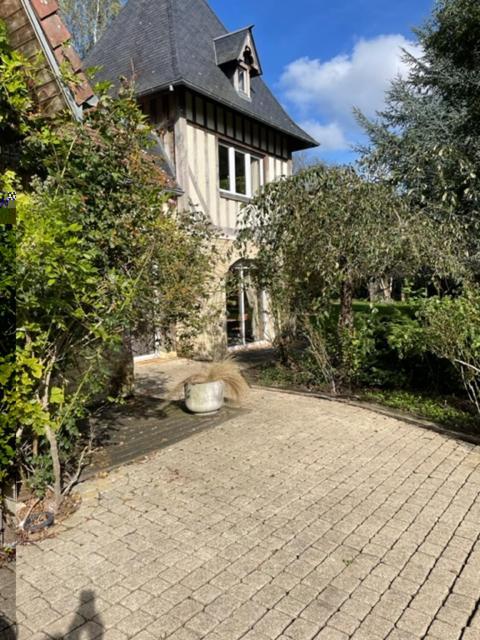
[238,164,463,390]
[357,0,480,274]
[59,0,122,58]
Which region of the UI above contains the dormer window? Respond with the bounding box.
[214,27,263,100]
[236,66,250,98]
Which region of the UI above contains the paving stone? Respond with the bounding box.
[115,609,154,636]
[328,611,360,635]
[313,628,349,640]
[284,617,319,640]
[428,619,462,640]
[301,599,336,625]
[16,387,480,640]
[253,609,293,638]
[185,611,219,636]
[396,607,432,636]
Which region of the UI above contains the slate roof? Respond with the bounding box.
[84,0,317,150]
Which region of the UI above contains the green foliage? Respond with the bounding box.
[422,288,480,414]
[0,21,34,137]
[363,390,479,434]
[257,361,316,389]
[238,163,463,389]
[1,61,215,497]
[0,171,16,483]
[357,0,480,272]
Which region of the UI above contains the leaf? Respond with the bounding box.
[50,387,65,405]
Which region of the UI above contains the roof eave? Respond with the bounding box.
[135,80,318,151]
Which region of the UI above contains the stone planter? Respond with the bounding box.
[184,380,225,414]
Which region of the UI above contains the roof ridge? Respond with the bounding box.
[213,25,254,41]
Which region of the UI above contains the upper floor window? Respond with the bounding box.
[219,143,264,198]
[235,66,250,99]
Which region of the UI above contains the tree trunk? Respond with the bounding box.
[339,277,354,335]
[39,358,62,512]
[44,425,62,514]
[109,331,135,398]
[93,0,100,44]
[369,277,393,302]
[337,276,355,391]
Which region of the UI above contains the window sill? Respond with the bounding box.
[220,190,252,204]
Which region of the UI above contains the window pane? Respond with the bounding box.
[235,150,247,194]
[251,156,262,194]
[219,145,230,191]
[238,69,246,93]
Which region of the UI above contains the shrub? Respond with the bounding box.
[422,288,480,415]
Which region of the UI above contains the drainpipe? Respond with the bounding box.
[239,266,246,345]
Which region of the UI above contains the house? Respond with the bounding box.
[85,0,318,357]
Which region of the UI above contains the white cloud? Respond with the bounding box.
[281,34,422,153]
[300,120,349,151]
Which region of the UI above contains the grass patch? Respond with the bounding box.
[256,362,314,389]
[362,390,479,434]
[253,362,479,437]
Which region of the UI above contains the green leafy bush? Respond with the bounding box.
[1,22,217,505]
[363,390,478,434]
[422,288,480,415]
[0,173,16,484]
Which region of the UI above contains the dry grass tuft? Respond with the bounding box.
[182,356,249,404]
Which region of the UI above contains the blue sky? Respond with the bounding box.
[209,0,434,164]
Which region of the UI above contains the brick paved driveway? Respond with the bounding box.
[18,389,480,640]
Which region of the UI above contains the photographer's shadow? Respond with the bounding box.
[0,614,15,640]
[53,590,104,639]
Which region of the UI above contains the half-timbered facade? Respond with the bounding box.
[86,0,317,356]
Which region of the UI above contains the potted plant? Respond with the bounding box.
[182,357,249,414]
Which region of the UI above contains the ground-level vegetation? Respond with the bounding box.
[239,0,480,434]
[0,22,217,511]
[252,296,479,436]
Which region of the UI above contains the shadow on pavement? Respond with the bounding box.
[0,614,15,640]
[52,590,104,639]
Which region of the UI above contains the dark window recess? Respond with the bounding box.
[207,102,215,129]
[219,146,230,191]
[226,112,234,137]
[235,150,247,195]
[235,115,243,141]
[150,98,157,122]
[194,96,205,126]
[217,106,225,133]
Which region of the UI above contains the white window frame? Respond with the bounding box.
[235,65,251,99]
[219,143,264,198]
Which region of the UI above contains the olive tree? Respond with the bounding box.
[238,164,463,390]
